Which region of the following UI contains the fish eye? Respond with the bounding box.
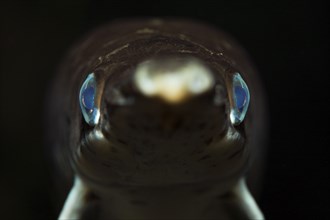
[79,73,100,126]
[230,73,250,125]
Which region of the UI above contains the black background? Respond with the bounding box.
[0,0,329,219]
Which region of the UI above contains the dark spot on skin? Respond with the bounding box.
[216,192,232,200]
[196,149,204,154]
[198,122,207,130]
[101,162,111,167]
[65,115,71,125]
[199,130,208,138]
[128,189,137,194]
[111,147,118,153]
[192,187,210,194]
[198,154,211,161]
[205,137,213,145]
[81,193,100,219]
[142,160,152,166]
[130,200,148,206]
[142,125,151,132]
[141,139,150,145]
[211,164,217,168]
[129,122,137,129]
[183,125,192,132]
[209,123,217,130]
[190,148,204,156]
[227,148,243,159]
[84,192,99,202]
[172,118,183,130]
[84,141,96,155]
[182,142,188,146]
[117,138,127,145]
[103,112,109,121]
[134,150,143,156]
[216,129,227,140]
[235,123,247,138]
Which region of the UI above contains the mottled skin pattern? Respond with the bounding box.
[47,19,267,219]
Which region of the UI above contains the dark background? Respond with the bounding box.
[0,0,328,219]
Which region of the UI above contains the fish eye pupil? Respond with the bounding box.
[82,86,95,111]
[79,73,100,126]
[234,86,247,111]
[230,73,250,125]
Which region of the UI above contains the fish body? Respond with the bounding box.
[47,19,267,220]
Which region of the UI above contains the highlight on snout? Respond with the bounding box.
[134,57,214,104]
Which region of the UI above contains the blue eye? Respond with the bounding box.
[79,73,100,126]
[230,73,250,125]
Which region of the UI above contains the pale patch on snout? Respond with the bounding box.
[134,58,214,103]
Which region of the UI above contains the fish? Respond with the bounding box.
[46,18,267,220]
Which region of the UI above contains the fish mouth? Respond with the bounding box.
[78,117,245,187]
